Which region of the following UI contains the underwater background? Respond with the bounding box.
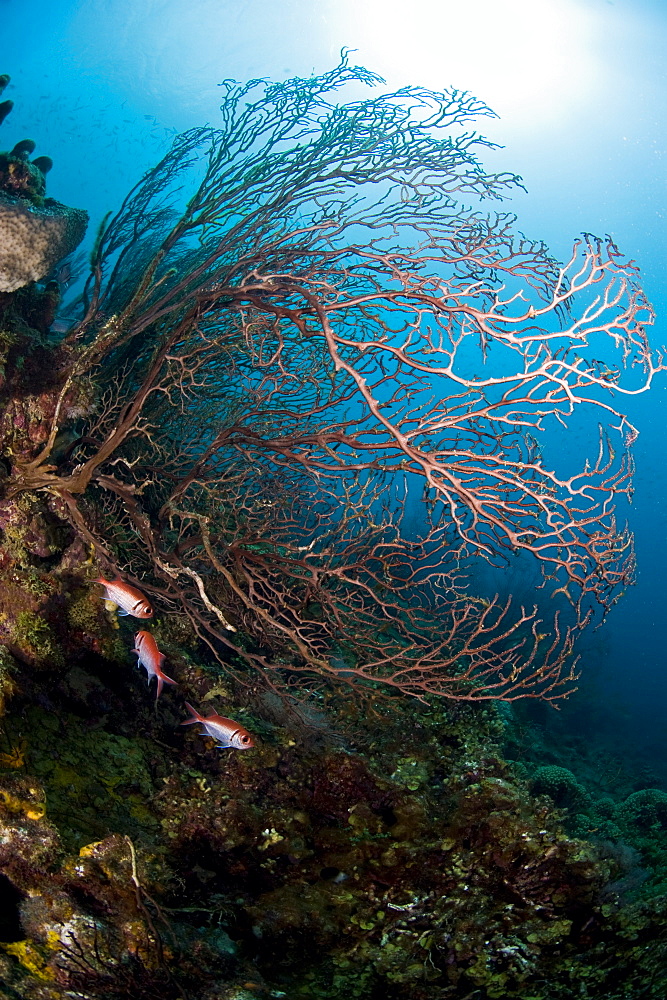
[0,1,667,997]
[3,0,666,768]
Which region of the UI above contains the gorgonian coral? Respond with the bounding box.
[2,54,661,706]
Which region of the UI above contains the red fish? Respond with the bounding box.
[95,577,153,618]
[180,701,254,750]
[132,631,176,699]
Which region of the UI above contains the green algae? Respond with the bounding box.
[1,664,667,998]
[0,646,17,716]
[6,705,160,850]
[11,610,64,666]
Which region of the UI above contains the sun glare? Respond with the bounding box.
[340,0,604,129]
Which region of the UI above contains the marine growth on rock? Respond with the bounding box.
[0,74,87,293]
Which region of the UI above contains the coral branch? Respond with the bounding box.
[2,55,662,705]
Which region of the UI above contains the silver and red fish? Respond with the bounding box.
[132,631,176,699]
[181,701,254,750]
[95,577,153,618]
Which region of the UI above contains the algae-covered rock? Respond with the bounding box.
[0,774,59,885]
[0,79,88,293]
[0,645,17,715]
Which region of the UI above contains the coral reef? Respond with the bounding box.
[617,788,667,830]
[0,486,665,998]
[0,67,665,1000]
[531,765,589,811]
[0,75,87,292]
[1,669,667,999]
[0,138,46,205]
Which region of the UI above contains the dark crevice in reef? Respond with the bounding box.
[0,873,24,942]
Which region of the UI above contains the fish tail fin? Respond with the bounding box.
[155,669,176,701]
[180,701,201,725]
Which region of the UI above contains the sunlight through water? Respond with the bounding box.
[338,0,604,127]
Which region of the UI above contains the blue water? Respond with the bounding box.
[2,0,666,770]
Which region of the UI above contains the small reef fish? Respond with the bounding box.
[132,631,176,699]
[95,577,153,618]
[181,701,254,750]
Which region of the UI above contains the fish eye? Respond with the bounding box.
[241,735,250,743]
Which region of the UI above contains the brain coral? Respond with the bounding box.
[0,192,88,292]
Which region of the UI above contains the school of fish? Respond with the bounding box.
[95,576,254,750]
